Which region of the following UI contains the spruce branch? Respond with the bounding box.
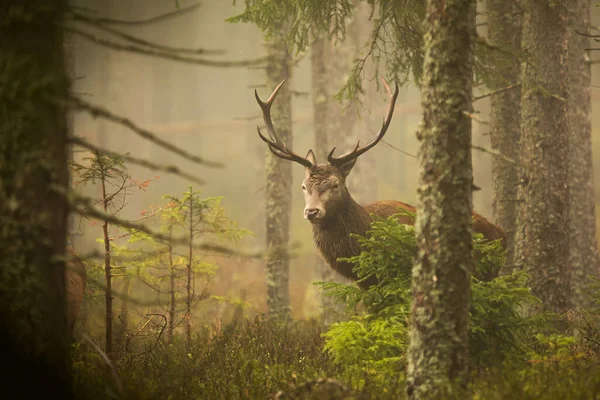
[70,137,207,185]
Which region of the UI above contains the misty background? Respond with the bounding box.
[70,0,600,321]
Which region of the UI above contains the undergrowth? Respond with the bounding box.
[71,212,600,399]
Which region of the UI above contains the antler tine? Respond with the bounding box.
[328,76,400,166]
[255,80,314,168]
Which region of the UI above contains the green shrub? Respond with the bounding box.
[318,211,547,380]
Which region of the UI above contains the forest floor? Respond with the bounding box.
[72,315,600,400]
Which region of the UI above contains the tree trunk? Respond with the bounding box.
[406,0,476,398]
[514,1,570,316]
[98,154,114,355]
[567,0,599,310]
[264,28,292,322]
[487,0,522,272]
[186,192,194,346]
[0,1,73,396]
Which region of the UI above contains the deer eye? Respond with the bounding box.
[301,184,306,191]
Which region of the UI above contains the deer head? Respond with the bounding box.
[255,77,399,223]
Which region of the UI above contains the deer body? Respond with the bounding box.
[254,78,506,290]
[66,249,87,336]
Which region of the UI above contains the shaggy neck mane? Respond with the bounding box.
[310,189,373,284]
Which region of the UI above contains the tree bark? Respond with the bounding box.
[514,1,570,316]
[488,0,522,272]
[567,0,599,310]
[406,0,476,398]
[264,29,293,323]
[0,1,73,396]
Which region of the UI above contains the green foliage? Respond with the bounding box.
[228,0,517,100]
[318,211,547,380]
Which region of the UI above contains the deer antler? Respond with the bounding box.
[327,76,400,167]
[255,80,314,168]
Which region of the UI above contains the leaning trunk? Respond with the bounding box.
[567,0,599,310]
[514,0,570,316]
[264,25,293,322]
[0,1,73,396]
[406,0,477,398]
[488,0,522,272]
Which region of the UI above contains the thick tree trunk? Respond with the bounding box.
[488,0,522,272]
[406,0,476,398]
[568,0,599,310]
[514,1,570,316]
[0,1,73,396]
[265,29,292,322]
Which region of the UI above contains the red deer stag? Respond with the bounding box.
[254,78,506,290]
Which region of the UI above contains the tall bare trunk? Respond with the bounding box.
[264,26,292,322]
[568,0,599,310]
[406,0,476,397]
[488,0,522,272]
[186,193,194,345]
[0,1,73,396]
[514,0,570,317]
[98,153,114,355]
[167,225,176,344]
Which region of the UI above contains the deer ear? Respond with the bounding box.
[338,158,357,177]
[306,149,317,166]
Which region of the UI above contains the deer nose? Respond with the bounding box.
[304,208,320,221]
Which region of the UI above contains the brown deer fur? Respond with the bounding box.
[303,163,506,290]
[66,249,87,336]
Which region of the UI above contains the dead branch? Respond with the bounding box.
[62,95,223,168]
[474,83,521,101]
[69,2,201,26]
[70,136,206,185]
[65,191,264,258]
[471,145,516,164]
[70,12,225,56]
[81,334,125,396]
[65,27,267,68]
[463,111,490,125]
[381,139,417,159]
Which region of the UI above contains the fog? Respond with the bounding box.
[70,0,600,321]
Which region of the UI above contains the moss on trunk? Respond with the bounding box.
[406,0,476,398]
[514,0,570,316]
[567,0,599,310]
[0,1,73,396]
[488,0,522,273]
